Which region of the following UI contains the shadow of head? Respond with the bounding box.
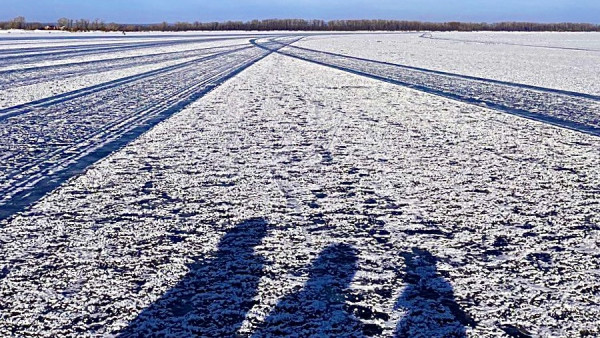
[307,243,359,287]
[120,217,269,337]
[254,243,363,336]
[400,248,439,283]
[214,217,268,254]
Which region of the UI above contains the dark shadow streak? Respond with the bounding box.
[252,243,364,337]
[119,217,269,337]
[395,248,476,337]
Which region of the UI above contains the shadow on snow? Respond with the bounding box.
[253,243,363,336]
[119,217,268,337]
[395,248,476,337]
[120,224,474,337]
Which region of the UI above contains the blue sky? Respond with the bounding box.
[3,0,600,24]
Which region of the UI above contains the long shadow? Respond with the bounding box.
[253,243,364,336]
[119,218,268,337]
[395,248,476,337]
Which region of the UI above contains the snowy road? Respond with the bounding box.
[0,33,599,337]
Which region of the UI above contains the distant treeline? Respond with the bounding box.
[1,17,599,32]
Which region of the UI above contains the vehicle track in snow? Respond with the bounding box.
[0,40,168,55]
[0,33,274,42]
[0,36,250,56]
[254,39,600,137]
[0,36,254,68]
[1,51,597,336]
[0,45,253,122]
[418,34,600,53]
[0,43,251,90]
[0,37,299,220]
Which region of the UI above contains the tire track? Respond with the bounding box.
[0,45,253,122]
[0,33,274,42]
[0,36,248,56]
[419,34,600,53]
[0,43,251,90]
[0,37,301,221]
[278,43,600,101]
[254,39,600,137]
[0,40,157,55]
[0,36,256,67]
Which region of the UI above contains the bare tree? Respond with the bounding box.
[9,16,26,29]
[4,17,600,32]
[57,17,69,29]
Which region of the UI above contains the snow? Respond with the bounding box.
[0,32,599,336]
[296,32,600,95]
[0,39,253,108]
[0,38,253,72]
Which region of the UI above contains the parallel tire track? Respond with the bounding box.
[419,34,600,53]
[0,36,254,67]
[0,36,246,57]
[0,43,251,90]
[0,33,270,42]
[0,37,300,220]
[254,39,600,137]
[0,46,253,122]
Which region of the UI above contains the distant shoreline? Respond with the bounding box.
[2,30,600,35]
[1,18,599,32]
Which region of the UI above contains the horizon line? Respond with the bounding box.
[2,17,600,26]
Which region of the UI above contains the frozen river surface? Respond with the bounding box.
[0,32,599,337]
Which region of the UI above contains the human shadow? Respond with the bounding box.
[120,217,268,337]
[253,243,363,336]
[395,248,476,337]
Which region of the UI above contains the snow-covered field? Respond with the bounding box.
[0,32,599,337]
[297,32,600,95]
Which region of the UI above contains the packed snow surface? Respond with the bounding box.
[0,32,599,337]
